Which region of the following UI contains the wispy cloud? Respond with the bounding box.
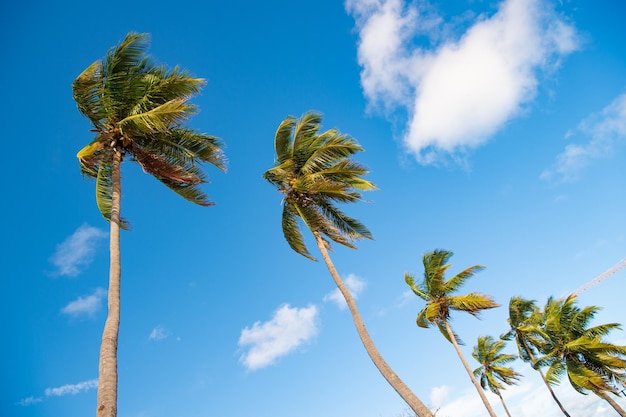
[323,273,366,309]
[541,93,626,183]
[238,304,319,371]
[61,288,107,317]
[18,379,97,406]
[346,0,578,165]
[50,224,107,277]
[149,325,171,341]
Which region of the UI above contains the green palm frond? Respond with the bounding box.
[448,293,499,316]
[281,202,315,260]
[94,154,128,229]
[119,98,196,134]
[274,116,296,164]
[72,60,106,128]
[443,264,486,294]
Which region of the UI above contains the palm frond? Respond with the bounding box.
[448,293,499,316]
[443,264,486,294]
[119,98,196,134]
[95,155,128,229]
[274,116,296,164]
[281,201,315,260]
[72,60,106,128]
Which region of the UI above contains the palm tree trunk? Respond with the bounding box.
[96,149,122,417]
[522,340,571,417]
[497,391,513,417]
[313,233,434,417]
[443,321,498,417]
[595,390,626,416]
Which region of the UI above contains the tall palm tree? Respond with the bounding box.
[535,296,626,416]
[263,112,433,417]
[73,32,225,417]
[501,297,571,416]
[405,249,500,417]
[472,335,522,417]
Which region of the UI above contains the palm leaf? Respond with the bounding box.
[119,98,196,134]
[281,201,315,260]
[275,116,296,164]
[72,60,106,128]
[95,154,128,229]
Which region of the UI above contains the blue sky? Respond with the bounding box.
[3,0,625,416]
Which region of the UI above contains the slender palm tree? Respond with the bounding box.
[73,32,225,417]
[263,112,433,417]
[501,297,572,417]
[472,335,522,417]
[405,249,500,417]
[535,296,626,416]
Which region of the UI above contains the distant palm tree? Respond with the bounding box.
[405,249,499,417]
[501,297,572,417]
[535,296,626,416]
[472,335,521,417]
[73,32,225,417]
[263,112,433,417]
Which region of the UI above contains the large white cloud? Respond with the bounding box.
[347,0,578,164]
[541,93,626,183]
[61,287,107,317]
[238,304,319,371]
[49,223,107,277]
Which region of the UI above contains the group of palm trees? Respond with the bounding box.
[73,32,625,417]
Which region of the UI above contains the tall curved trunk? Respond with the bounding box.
[522,339,571,417]
[497,391,513,417]
[443,321,498,417]
[313,233,433,417]
[97,150,122,417]
[596,390,626,416]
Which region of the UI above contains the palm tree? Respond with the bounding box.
[405,249,500,417]
[501,297,572,416]
[472,335,522,417]
[263,112,433,417]
[73,33,225,417]
[535,296,626,416]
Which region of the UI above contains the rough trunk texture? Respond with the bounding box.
[596,390,626,416]
[523,339,571,417]
[313,233,434,417]
[443,321,498,417]
[96,150,122,417]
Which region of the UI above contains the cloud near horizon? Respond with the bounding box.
[323,273,366,309]
[61,287,107,317]
[49,224,107,277]
[346,0,578,165]
[238,304,319,371]
[18,379,97,406]
[541,93,626,183]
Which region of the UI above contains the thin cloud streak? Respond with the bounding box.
[149,325,171,341]
[18,379,98,406]
[50,223,107,277]
[323,273,366,309]
[238,304,319,371]
[347,0,578,165]
[60,287,107,317]
[541,93,626,183]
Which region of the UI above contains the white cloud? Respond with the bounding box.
[430,384,451,407]
[347,0,578,165]
[323,273,367,309]
[149,325,170,341]
[18,379,97,406]
[61,288,107,317]
[50,224,107,277]
[541,93,626,182]
[238,304,319,371]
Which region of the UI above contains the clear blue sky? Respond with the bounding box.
[3,0,625,416]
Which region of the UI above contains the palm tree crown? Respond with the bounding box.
[405,249,499,343]
[473,335,522,394]
[74,32,225,223]
[263,111,376,260]
[536,295,626,395]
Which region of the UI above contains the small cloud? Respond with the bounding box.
[347,0,578,165]
[149,325,170,341]
[430,384,451,408]
[61,288,107,317]
[541,93,626,183]
[323,274,366,309]
[238,304,319,371]
[18,379,97,406]
[50,224,107,277]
